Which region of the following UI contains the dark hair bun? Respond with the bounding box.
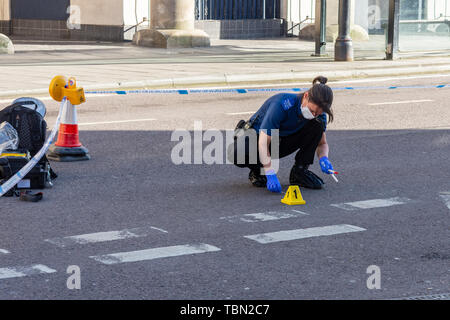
[313,76,328,85]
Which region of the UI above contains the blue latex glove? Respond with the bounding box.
[266,169,282,193]
[319,156,334,174]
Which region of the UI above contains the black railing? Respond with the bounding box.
[196,0,281,20]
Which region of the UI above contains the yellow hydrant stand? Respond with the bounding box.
[47,75,90,162]
[49,75,86,105]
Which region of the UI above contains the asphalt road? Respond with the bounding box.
[0,76,449,300]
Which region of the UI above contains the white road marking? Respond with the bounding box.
[90,243,221,265]
[244,225,366,244]
[0,97,52,104]
[291,209,310,215]
[331,197,411,211]
[0,249,10,254]
[439,192,450,211]
[221,210,309,223]
[184,83,308,91]
[78,118,156,126]
[225,111,255,116]
[45,226,168,248]
[0,94,116,105]
[332,73,450,84]
[84,94,118,98]
[0,264,56,280]
[368,99,433,106]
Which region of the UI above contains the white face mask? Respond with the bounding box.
[301,105,315,120]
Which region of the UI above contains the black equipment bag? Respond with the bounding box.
[0,102,47,158]
[0,102,57,195]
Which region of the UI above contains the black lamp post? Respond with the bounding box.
[334,0,353,61]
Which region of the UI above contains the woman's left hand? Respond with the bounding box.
[266,170,282,193]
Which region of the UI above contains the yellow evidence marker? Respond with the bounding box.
[281,185,306,205]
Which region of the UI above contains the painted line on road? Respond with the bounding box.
[0,264,56,280]
[221,209,309,223]
[244,225,366,244]
[90,243,221,265]
[331,197,411,211]
[78,118,157,126]
[225,111,256,116]
[0,94,117,105]
[333,73,450,84]
[439,192,450,211]
[0,249,10,255]
[368,99,433,106]
[45,226,168,248]
[0,97,52,104]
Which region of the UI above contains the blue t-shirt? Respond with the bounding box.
[250,93,327,136]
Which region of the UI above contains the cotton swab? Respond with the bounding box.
[330,174,339,183]
[328,170,339,183]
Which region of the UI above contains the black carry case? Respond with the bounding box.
[0,149,47,197]
[0,100,57,196]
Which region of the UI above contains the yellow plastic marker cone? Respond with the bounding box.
[281,185,306,205]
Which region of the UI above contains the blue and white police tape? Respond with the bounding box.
[84,84,449,96]
[0,98,66,197]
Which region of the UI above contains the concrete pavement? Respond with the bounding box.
[1,38,450,98]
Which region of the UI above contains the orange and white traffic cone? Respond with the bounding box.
[47,76,90,162]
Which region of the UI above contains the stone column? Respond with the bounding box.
[0,0,13,54]
[0,0,10,20]
[133,0,210,48]
[0,0,11,33]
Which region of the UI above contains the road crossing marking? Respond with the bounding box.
[439,192,450,211]
[0,264,56,280]
[0,249,10,254]
[221,209,309,223]
[331,197,411,211]
[78,118,156,126]
[90,243,221,265]
[244,225,366,244]
[368,99,433,106]
[225,111,256,115]
[45,226,168,248]
[0,94,117,105]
